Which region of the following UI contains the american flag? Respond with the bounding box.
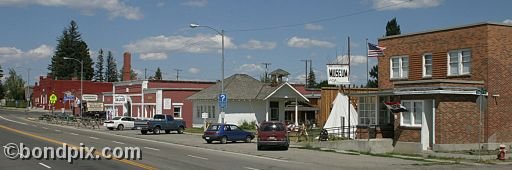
[368,43,385,57]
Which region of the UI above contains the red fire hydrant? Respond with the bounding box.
[497,144,507,160]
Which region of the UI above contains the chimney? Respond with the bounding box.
[122,52,131,81]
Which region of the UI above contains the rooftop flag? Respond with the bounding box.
[368,43,385,57]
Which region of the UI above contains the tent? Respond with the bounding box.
[323,92,358,139]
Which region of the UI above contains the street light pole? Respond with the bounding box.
[190,24,226,123]
[63,57,83,117]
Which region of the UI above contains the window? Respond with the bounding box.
[196,105,216,118]
[448,49,471,76]
[358,96,377,125]
[378,96,390,125]
[390,56,409,79]
[400,100,423,127]
[173,106,182,118]
[423,54,432,77]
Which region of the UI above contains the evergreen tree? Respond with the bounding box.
[4,69,25,100]
[105,51,119,82]
[386,17,401,36]
[48,20,94,80]
[94,49,105,82]
[118,68,138,81]
[366,65,378,88]
[154,67,162,80]
[0,65,5,99]
[307,68,316,88]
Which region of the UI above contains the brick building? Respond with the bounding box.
[354,22,512,153]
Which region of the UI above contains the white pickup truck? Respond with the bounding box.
[104,116,135,130]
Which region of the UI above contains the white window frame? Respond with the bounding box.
[422,53,432,78]
[400,100,423,127]
[390,56,409,79]
[447,49,471,76]
[173,103,183,118]
[358,96,378,126]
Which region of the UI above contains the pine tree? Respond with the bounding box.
[307,68,316,88]
[386,17,401,36]
[366,65,378,88]
[118,68,138,81]
[0,65,5,99]
[105,51,119,82]
[94,49,105,82]
[154,67,162,80]
[48,20,94,80]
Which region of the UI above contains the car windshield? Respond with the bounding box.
[260,123,285,131]
[112,117,121,120]
[207,125,220,131]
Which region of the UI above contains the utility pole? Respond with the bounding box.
[261,63,271,82]
[174,69,182,81]
[300,60,309,87]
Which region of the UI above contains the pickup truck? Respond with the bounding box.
[134,114,186,135]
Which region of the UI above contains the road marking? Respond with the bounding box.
[244,167,259,170]
[42,127,49,130]
[38,162,51,169]
[112,141,125,145]
[55,130,61,132]
[187,155,208,160]
[0,125,157,170]
[32,125,37,127]
[70,133,79,135]
[0,116,28,125]
[89,136,99,140]
[143,147,160,151]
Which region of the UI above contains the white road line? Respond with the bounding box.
[244,167,259,170]
[112,141,125,145]
[70,133,79,135]
[32,125,37,127]
[89,137,99,140]
[54,130,61,132]
[42,127,49,130]
[143,147,160,151]
[187,155,208,160]
[0,116,28,125]
[38,162,51,169]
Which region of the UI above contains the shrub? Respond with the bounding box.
[239,120,257,130]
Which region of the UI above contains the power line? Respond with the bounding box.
[261,62,271,82]
[174,69,183,80]
[227,0,413,32]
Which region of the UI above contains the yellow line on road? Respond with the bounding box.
[0,125,157,170]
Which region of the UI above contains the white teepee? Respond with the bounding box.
[323,92,358,139]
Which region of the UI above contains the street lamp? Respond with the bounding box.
[190,23,226,123]
[63,57,83,117]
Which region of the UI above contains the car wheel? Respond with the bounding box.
[282,146,289,151]
[177,126,184,134]
[220,136,227,144]
[141,130,147,135]
[165,130,170,134]
[245,136,252,143]
[153,127,160,134]
[206,140,212,144]
[117,124,124,131]
[107,127,114,130]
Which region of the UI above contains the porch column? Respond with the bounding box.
[265,100,269,121]
[295,98,298,126]
[141,82,145,118]
[112,84,116,117]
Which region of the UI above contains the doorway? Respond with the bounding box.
[270,102,279,121]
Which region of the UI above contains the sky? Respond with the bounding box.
[0,0,511,86]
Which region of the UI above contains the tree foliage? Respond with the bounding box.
[307,69,316,88]
[4,69,25,100]
[0,65,5,99]
[105,51,119,82]
[48,20,94,80]
[94,49,105,82]
[386,17,401,36]
[154,67,162,80]
[367,65,378,88]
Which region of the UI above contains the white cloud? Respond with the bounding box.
[287,36,335,48]
[504,19,512,24]
[235,64,264,75]
[372,0,442,10]
[333,55,368,65]
[182,0,207,7]
[188,67,200,74]
[0,0,143,20]
[246,55,252,60]
[0,44,53,63]
[304,23,323,31]
[125,34,235,55]
[240,40,276,50]
[139,52,168,60]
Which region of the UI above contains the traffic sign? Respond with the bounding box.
[218,94,227,108]
[64,95,75,101]
[49,94,57,105]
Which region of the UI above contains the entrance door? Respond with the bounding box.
[270,102,279,121]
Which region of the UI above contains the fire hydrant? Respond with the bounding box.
[497,144,507,160]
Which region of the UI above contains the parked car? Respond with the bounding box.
[257,121,289,150]
[134,114,186,135]
[104,116,135,130]
[202,123,255,144]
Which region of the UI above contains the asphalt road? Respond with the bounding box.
[0,109,507,170]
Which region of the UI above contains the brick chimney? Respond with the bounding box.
[122,52,131,81]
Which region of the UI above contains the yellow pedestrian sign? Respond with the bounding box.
[49,94,57,105]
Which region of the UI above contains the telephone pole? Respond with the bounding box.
[174,69,182,81]
[300,60,309,87]
[261,63,271,82]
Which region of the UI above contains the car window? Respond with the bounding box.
[207,125,220,131]
[230,125,240,131]
[261,123,285,131]
[121,118,126,121]
[112,117,121,120]
[154,115,165,119]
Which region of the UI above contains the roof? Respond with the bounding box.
[379,22,512,40]
[269,69,290,76]
[188,74,307,101]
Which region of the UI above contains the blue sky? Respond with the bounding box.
[0,0,511,86]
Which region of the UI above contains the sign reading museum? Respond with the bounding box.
[326,64,350,85]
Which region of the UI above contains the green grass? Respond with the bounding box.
[185,127,205,134]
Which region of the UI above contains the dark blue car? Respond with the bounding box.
[202,123,255,144]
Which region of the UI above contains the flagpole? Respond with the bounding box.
[366,38,369,89]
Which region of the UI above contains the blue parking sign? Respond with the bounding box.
[218,94,227,108]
